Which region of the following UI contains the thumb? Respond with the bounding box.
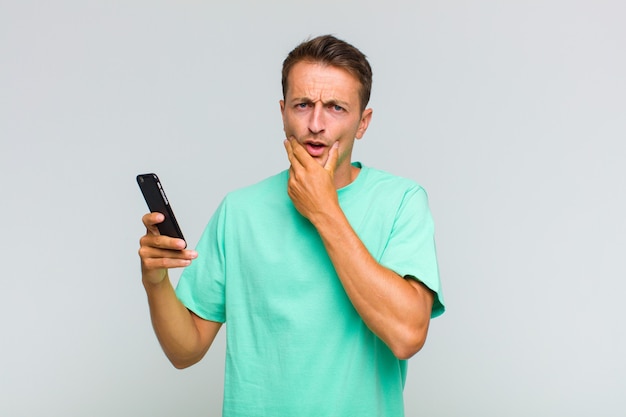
[324,141,339,173]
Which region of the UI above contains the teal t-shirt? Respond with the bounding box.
[176,163,444,417]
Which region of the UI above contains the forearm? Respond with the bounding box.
[143,273,216,368]
[313,208,433,359]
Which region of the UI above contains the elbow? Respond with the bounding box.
[166,351,203,370]
[171,359,194,370]
[389,322,430,360]
[391,334,426,360]
[391,279,436,360]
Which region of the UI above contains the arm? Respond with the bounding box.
[310,207,433,359]
[139,213,222,368]
[284,139,434,359]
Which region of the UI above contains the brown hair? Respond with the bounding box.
[281,35,373,112]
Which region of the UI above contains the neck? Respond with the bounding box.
[334,163,360,189]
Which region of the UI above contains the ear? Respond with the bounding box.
[355,108,373,140]
[279,100,287,132]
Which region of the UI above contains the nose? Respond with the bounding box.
[308,103,325,135]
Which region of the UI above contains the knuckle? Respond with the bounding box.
[138,246,153,261]
[139,234,156,250]
[141,213,153,226]
[154,235,168,248]
[144,257,165,270]
[155,257,170,269]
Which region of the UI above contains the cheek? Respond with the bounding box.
[281,114,293,134]
[283,113,306,135]
[337,140,355,160]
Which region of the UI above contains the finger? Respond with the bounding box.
[142,257,192,271]
[142,212,165,235]
[284,137,309,170]
[141,214,188,249]
[283,138,299,170]
[283,138,293,160]
[141,233,187,251]
[139,243,197,261]
[287,137,315,169]
[139,243,197,271]
[324,141,339,174]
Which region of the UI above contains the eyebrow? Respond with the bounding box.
[290,96,352,109]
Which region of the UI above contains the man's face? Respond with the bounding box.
[280,61,372,175]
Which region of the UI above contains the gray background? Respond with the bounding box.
[2,0,625,416]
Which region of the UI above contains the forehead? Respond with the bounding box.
[285,61,361,102]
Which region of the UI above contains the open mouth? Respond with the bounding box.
[305,142,326,157]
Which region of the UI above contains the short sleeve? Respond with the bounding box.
[380,186,445,318]
[175,198,228,323]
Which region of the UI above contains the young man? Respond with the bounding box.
[139,35,444,417]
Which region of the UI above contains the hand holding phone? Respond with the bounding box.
[137,173,186,246]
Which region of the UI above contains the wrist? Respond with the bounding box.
[310,204,349,236]
[142,269,170,289]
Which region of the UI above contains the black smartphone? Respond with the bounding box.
[137,173,186,246]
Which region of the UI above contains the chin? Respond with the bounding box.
[312,153,330,166]
[305,157,325,167]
